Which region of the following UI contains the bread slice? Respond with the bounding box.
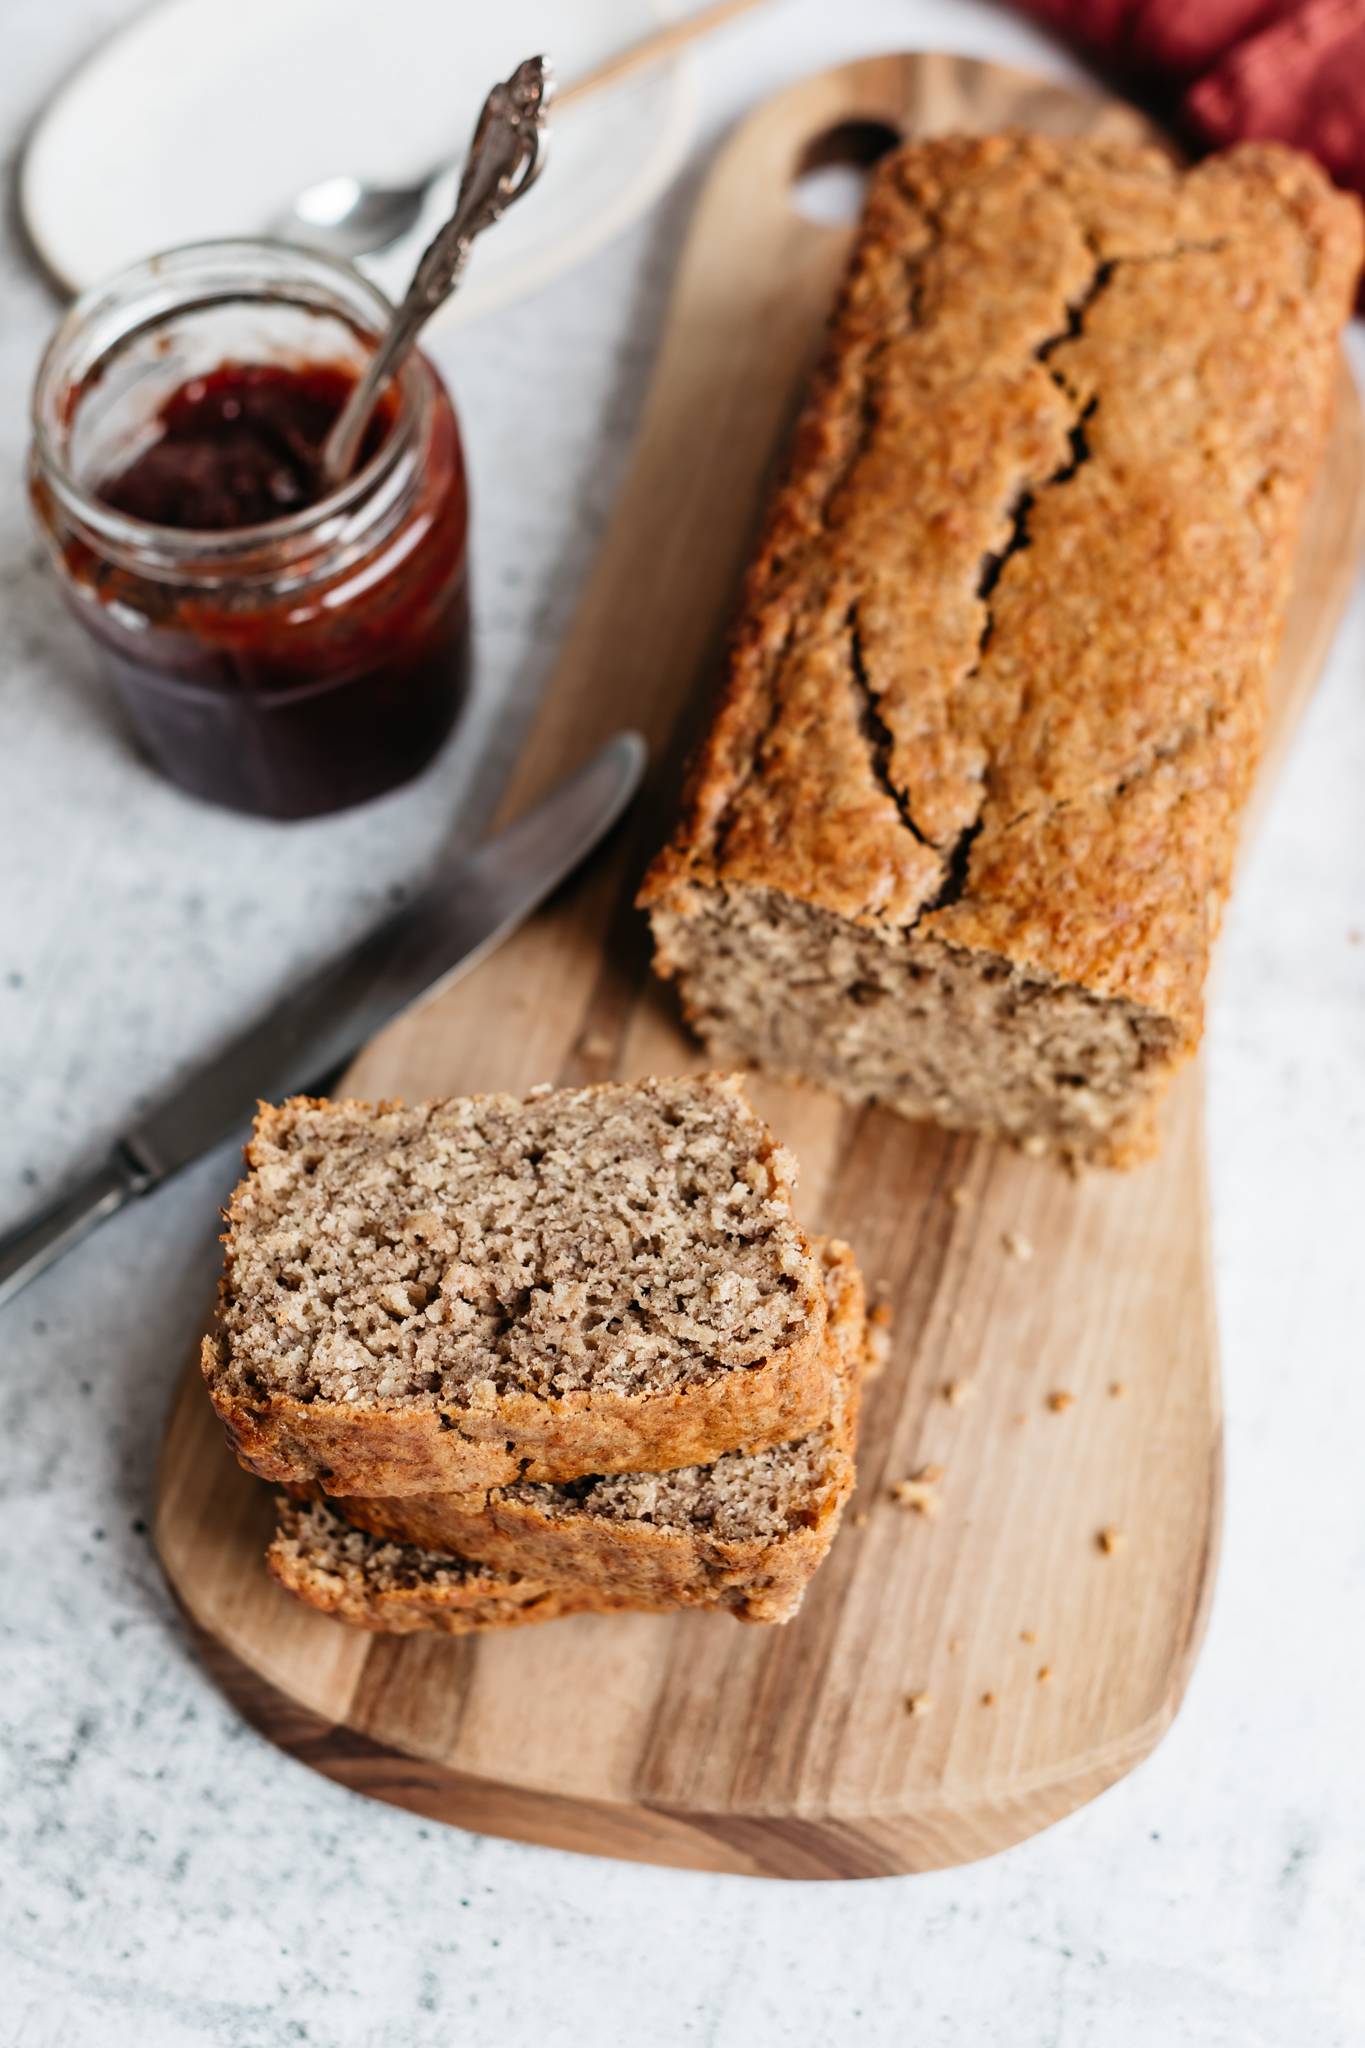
[267,1496,622,1635]
[326,1237,868,1625]
[204,1076,830,1498]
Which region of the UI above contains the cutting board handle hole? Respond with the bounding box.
[790,118,902,225]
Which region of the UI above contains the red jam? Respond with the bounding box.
[96,361,393,530]
[40,355,470,819]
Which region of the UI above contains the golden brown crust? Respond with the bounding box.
[330,1486,841,1626]
[641,135,1361,1082]
[266,1497,625,1635]
[207,1328,835,1499]
[327,1238,868,1625]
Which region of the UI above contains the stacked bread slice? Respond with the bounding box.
[202,1075,868,1633]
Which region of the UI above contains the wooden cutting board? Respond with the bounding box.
[155,52,1365,1879]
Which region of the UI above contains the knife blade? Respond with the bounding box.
[0,731,646,1311]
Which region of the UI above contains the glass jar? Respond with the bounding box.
[29,241,470,819]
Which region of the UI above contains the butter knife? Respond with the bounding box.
[0,731,645,1310]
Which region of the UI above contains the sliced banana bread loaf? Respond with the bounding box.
[267,1496,621,1634]
[325,1236,868,1625]
[640,136,1362,1165]
[205,1077,830,1497]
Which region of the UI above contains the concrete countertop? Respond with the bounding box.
[2,2,1363,2042]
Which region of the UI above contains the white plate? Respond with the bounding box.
[20,0,695,324]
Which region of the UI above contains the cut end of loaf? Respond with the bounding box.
[649,886,1178,1165]
[211,1075,823,1416]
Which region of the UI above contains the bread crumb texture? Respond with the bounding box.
[273,1237,871,1628]
[211,1077,821,1413]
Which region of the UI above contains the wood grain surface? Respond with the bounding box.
[155,52,1365,1879]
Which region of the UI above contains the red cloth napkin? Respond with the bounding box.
[1012,0,1365,228]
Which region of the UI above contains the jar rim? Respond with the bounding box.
[29,237,422,564]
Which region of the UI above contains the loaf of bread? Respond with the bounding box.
[318,1236,867,1625]
[204,1077,832,1497]
[267,1496,623,1634]
[641,136,1362,1164]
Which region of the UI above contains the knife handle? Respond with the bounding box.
[0,1146,150,1312]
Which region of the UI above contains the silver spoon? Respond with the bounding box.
[274,0,770,261]
[319,55,551,491]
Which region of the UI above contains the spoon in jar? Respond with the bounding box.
[318,54,552,492]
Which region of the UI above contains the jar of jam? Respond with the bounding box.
[29,241,470,818]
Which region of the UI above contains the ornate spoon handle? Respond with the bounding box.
[320,55,552,489]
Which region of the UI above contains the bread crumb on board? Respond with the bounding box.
[942,1379,976,1408]
[1037,1665,1054,1683]
[949,1185,973,1210]
[904,1691,934,1718]
[1002,1231,1034,1262]
[889,1465,945,1517]
[980,1691,997,1707]
[1047,1390,1077,1414]
[851,1510,869,1529]
[865,1300,893,1377]
[1019,1629,1037,1645]
[1108,1380,1128,1399]
[1097,1526,1126,1555]
[890,1485,938,1518]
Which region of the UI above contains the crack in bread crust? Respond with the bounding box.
[858,253,1116,892]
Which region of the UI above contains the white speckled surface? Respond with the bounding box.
[2,3,1364,2042]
